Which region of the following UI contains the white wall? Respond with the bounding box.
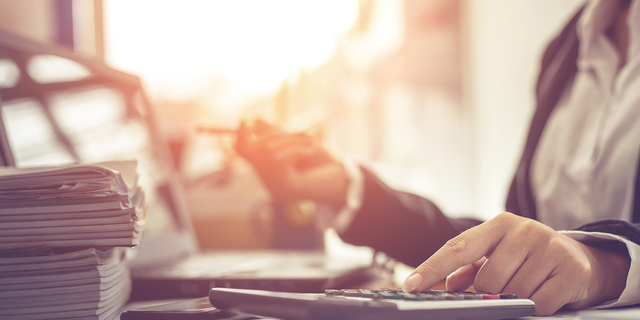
[461,0,584,219]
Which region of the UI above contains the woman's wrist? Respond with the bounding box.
[593,244,630,304]
[570,242,631,309]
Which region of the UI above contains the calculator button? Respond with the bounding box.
[482,294,501,300]
[325,289,342,295]
[462,294,483,300]
[402,293,426,301]
[343,289,361,297]
[424,290,446,294]
[500,294,517,299]
[443,293,464,300]
[380,292,403,299]
[421,293,445,301]
[360,290,377,298]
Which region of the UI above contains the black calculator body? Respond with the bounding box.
[208,288,536,320]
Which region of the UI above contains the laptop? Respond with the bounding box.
[0,28,376,300]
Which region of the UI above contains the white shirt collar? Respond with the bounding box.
[577,0,640,90]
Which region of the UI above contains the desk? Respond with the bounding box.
[121,298,640,320]
[120,274,640,319]
[121,300,640,320]
[522,306,640,319]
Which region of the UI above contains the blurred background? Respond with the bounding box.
[0,0,584,252]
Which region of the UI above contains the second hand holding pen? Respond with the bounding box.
[197,122,327,171]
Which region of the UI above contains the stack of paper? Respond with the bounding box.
[0,162,144,249]
[0,247,130,320]
[0,161,144,319]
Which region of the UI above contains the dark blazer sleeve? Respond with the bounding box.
[575,220,640,246]
[338,168,640,269]
[338,167,481,268]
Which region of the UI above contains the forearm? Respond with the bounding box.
[338,166,481,267]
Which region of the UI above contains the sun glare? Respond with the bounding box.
[104,0,359,103]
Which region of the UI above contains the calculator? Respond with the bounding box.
[208,288,536,320]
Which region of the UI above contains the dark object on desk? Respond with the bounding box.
[208,288,535,320]
[120,297,277,320]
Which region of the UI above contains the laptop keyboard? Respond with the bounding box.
[324,289,517,301]
[162,253,274,278]
[137,251,339,278]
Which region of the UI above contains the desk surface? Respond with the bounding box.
[121,298,640,320]
[522,307,640,319]
[120,274,640,319]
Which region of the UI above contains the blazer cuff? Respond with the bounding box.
[331,158,364,233]
[559,230,640,308]
[574,219,640,245]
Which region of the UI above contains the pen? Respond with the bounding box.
[196,126,237,135]
[197,110,326,136]
[196,125,317,136]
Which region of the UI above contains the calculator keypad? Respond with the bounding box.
[324,289,517,301]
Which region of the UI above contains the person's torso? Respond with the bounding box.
[532,0,640,230]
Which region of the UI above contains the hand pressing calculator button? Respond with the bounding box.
[209,287,535,320]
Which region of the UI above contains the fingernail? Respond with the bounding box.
[402,273,423,292]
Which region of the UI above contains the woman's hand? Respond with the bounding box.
[235,120,348,208]
[402,212,631,316]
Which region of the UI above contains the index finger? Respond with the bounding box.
[402,213,512,292]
